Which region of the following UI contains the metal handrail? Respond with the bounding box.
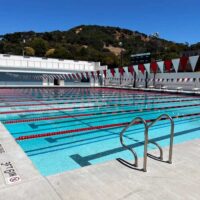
[148,141,163,160]
[148,114,174,164]
[119,114,174,172]
[120,117,148,169]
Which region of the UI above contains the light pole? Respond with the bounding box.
[119,42,123,85]
[22,39,26,56]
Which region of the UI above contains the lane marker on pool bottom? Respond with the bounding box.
[4,103,200,124]
[15,112,200,141]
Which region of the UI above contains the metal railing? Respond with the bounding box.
[120,114,174,172]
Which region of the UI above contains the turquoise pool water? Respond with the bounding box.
[0,88,200,176]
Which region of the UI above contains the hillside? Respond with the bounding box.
[0,25,197,67]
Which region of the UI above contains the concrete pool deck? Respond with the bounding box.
[0,122,200,200]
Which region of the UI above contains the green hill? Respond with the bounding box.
[0,25,197,67]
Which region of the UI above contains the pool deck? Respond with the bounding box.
[0,122,200,200]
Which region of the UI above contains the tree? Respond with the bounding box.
[45,48,55,57]
[53,47,72,59]
[31,38,48,57]
[0,42,4,53]
[0,25,198,67]
[24,47,35,56]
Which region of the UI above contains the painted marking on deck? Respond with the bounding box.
[0,144,5,154]
[0,161,21,184]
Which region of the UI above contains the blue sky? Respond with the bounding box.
[0,0,199,44]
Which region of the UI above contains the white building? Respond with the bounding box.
[0,54,107,86]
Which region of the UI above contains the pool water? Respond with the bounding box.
[0,88,200,176]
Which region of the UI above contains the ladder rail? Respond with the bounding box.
[147,114,174,164]
[120,117,148,168]
[119,113,175,172]
[148,141,163,160]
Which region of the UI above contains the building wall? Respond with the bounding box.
[0,72,96,87]
[105,72,200,90]
[0,54,107,73]
[0,72,43,86]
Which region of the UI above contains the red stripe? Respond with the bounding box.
[128,65,134,75]
[164,60,172,72]
[16,122,129,140]
[180,56,188,71]
[103,70,107,78]
[5,113,92,124]
[151,62,158,74]
[110,68,115,77]
[138,64,145,74]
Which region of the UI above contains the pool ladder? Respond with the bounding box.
[120,114,174,172]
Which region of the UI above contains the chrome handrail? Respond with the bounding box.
[148,140,163,160]
[119,114,174,172]
[120,117,148,169]
[147,114,174,164]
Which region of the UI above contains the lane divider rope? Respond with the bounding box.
[0,98,199,115]
[0,96,183,108]
[16,112,200,141]
[4,103,200,124]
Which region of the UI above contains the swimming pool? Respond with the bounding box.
[0,88,200,176]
